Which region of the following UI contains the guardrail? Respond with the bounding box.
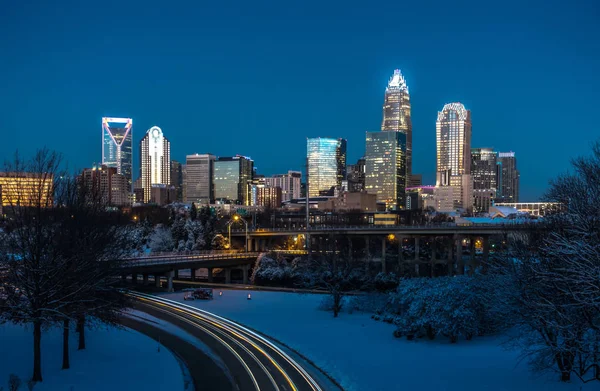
[122,252,263,267]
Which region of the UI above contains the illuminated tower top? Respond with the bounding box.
[381,69,412,176]
[102,117,133,189]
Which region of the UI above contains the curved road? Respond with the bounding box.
[127,292,324,391]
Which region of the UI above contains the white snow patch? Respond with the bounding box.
[0,323,184,391]
[158,289,597,391]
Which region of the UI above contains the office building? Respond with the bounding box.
[101,117,132,189]
[214,156,254,205]
[0,172,53,208]
[497,152,520,203]
[381,69,412,176]
[150,184,177,206]
[365,131,407,210]
[265,171,301,202]
[140,126,170,203]
[255,186,282,208]
[80,165,130,207]
[185,154,215,204]
[346,157,366,192]
[170,160,183,202]
[307,138,347,197]
[436,103,472,212]
[406,185,435,210]
[471,148,498,213]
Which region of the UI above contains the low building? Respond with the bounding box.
[255,186,282,208]
[317,191,377,212]
[406,186,435,210]
[150,184,177,205]
[0,172,54,208]
[494,202,562,217]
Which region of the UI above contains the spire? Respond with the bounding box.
[387,69,408,92]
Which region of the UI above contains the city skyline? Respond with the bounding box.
[2,1,599,201]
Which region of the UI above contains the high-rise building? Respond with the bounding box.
[435,103,472,212]
[365,131,407,210]
[80,165,130,207]
[170,160,183,202]
[185,154,215,204]
[255,186,282,208]
[214,156,254,205]
[101,117,132,189]
[140,126,170,203]
[307,138,347,197]
[497,152,520,203]
[381,69,412,177]
[265,171,302,202]
[471,148,498,213]
[346,157,365,192]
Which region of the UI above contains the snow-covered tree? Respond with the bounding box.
[148,226,175,253]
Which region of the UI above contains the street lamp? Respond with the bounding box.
[228,214,248,252]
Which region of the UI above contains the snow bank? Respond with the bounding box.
[158,289,595,391]
[0,323,184,391]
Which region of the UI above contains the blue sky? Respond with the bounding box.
[1,0,599,200]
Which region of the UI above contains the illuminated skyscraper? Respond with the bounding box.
[265,171,302,202]
[214,156,254,205]
[307,138,347,197]
[140,126,171,203]
[102,117,133,189]
[365,131,407,209]
[381,69,412,176]
[435,103,472,212]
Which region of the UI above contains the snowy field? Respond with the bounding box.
[0,323,184,391]
[159,289,598,391]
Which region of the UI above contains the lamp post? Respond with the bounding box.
[229,214,248,252]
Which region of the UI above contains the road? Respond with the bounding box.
[127,292,324,391]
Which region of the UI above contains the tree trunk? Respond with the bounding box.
[77,314,86,350]
[62,319,70,370]
[33,319,43,382]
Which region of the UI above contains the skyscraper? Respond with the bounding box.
[365,131,407,209]
[185,154,215,204]
[346,157,366,192]
[307,138,347,197]
[140,126,170,203]
[435,103,472,212]
[471,148,498,213]
[80,165,130,207]
[101,117,132,189]
[381,69,412,177]
[265,171,302,202]
[170,160,183,202]
[497,152,520,203]
[214,156,254,205]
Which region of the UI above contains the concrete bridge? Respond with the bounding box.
[119,250,306,291]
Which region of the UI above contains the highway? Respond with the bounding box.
[127,292,324,391]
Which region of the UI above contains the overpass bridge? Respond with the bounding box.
[119,250,306,291]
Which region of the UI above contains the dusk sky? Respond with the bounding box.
[1,0,599,201]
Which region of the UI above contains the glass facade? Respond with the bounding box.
[436,103,472,211]
[213,156,254,205]
[381,69,412,176]
[102,117,132,190]
[307,138,347,197]
[364,131,407,209]
[497,152,520,203]
[140,126,170,203]
[471,148,498,213]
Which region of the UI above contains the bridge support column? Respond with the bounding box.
[482,236,490,273]
[430,239,436,277]
[225,268,232,284]
[207,268,213,283]
[190,268,197,281]
[381,237,387,273]
[142,274,149,285]
[468,237,476,276]
[365,236,371,259]
[397,236,404,272]
[167,271,174,292]
[414,237,420,261]
[131,273,138,284]
[447,239,454,276]
[242,265,250,285]
[456,236,464,275]
[155,275,161,288]
[173,269,179,279]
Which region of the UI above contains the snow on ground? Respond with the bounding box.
[159,289,598,391]
[0,322,184,391]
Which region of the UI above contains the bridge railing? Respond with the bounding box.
[229,222,525,233]
[122,252,263,267]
